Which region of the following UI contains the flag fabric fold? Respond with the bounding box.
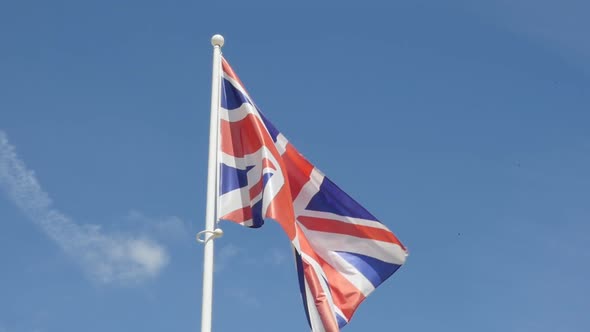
[217,57,407,332]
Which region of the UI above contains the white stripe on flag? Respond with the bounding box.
[298,224,407,266]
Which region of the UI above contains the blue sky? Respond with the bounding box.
[1,1,589,331]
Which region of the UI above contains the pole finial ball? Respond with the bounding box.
[211,34,225,47]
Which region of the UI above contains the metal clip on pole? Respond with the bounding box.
[196,228,224,244]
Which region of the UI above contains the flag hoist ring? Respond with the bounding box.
[196,228,224,243]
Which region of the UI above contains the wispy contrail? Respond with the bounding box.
[0,131,168,283]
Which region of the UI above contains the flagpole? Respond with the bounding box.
[200,34,224,332]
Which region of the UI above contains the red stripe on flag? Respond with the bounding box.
[313,250,366,321]
[282,143,314,199]
[221,57,247,92]
[296,225,366,320]
[297,215,403,246]
[301,259,340,332]
[221,107,297,239]
[249,179,263,200]
[221,207,252,223]
[262,157,276,170]
[264,184,296,240]
[220,114,269,158]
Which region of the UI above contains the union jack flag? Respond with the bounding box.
[218,57,408,331]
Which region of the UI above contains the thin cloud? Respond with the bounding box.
[466,0,590,73]
[223,287,261,308]
[215,243,241,273]
[0,131,168,283]
[218,243,290,271]
[264,247,289,266]
[125,210,189,241]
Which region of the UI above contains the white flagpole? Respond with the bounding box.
[200,34,224,332]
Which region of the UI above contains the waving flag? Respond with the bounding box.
[218,57,408,331]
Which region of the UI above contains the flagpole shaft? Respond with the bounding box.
[201,34,224,332]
